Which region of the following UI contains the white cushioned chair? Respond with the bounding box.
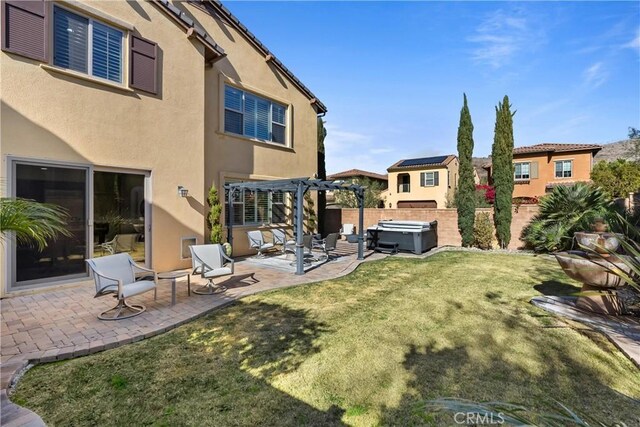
[340,224,356,239]
[272,228,295,254]
[247,230,275,257]
[86,253,157,320]
[189,244,234,294]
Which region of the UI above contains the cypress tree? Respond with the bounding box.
[207,184,223,244]
[317,117,327,235]
[491,95,515,249]
[456,93,476,247]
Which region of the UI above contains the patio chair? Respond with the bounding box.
[340,224,356,240]
[86,253,157,320]
[247,230,275,257]
[316,233,340,260]
[99,233,138,255]
[189,244,234,294]
[272,228,295,254]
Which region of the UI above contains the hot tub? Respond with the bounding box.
[366,220,438,254]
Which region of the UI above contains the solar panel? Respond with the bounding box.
[398,155,448,167]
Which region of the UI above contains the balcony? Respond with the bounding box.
[398,183,411,193]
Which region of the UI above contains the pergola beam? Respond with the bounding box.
[223,178,366,274]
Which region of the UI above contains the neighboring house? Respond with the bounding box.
[483,143,602,199]
[1,0,325,295]
[386,155,459,208]
[326,169,388,207]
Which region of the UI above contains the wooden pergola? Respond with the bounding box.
[224,178,365,275]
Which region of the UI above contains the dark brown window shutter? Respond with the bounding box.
[129,34,157,94]
[2,0,48,62]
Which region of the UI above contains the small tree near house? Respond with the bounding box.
[207,184,224,244]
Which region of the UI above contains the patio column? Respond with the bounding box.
[357,188,364,260]
[227,187,234,250]
[295,182,305,275]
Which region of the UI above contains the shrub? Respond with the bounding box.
[521,183,620,252]
[473,212,494,250]
[207,184,223,244]
[475,184,495,207]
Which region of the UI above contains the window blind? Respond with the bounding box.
[92,21,122,82]
[53,7,88,73]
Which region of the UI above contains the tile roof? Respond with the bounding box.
[327,169,388,181]
[513,143,602,155]
[388,155,456,171]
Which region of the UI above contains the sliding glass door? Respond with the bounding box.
[93,171,147,264]
[12,162,90,287]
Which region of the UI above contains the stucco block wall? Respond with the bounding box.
[341,206,539,249]
[386,160,458,209]
[509,151,595,198]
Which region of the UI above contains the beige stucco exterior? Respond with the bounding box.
[386,157,459,209]
[0,0,321,296]
[486,150,597,198]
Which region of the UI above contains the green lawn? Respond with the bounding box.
[12,252,640,426]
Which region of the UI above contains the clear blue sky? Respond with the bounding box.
[225,1,640,174]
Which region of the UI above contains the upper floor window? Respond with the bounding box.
[514,162,530,180]
[53,6,123,83]
[555,160,572,178]
[420,171,439,187]
[224,85,287,144]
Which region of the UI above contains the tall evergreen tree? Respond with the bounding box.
[455,93,476,247]
[317,117,328,235]
[491,95,515,248]
[207,184,223,244]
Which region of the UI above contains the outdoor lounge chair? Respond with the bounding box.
[189,244,234,294]
[340,224,356,239]
[272,228,295,254]
[247,230,276,257]
[315,233,340,260]
[99,233,138,255]
[86,253,157,320]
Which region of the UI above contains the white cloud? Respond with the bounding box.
[583,62,608,89]
[622,29,640,51]
[468,9,544,69]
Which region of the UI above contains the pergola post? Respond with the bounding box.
[357,188,365,260]
[295,182,305,275]
[227,187,234,250]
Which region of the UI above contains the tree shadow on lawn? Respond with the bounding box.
[534,280,581,297]
[14,301,345,426]
[379,314,640,427]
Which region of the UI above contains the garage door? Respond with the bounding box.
[397,200,437,208]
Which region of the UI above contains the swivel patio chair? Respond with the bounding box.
[189,244,234,294]
[272,228,295,254]
[316,233,340,260]
[247,230,275,257]
[86,253,157,320]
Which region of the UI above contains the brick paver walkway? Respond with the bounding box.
[1,243,385,426]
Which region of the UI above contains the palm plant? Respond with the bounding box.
[0,197,70,250]
[521,183,621,252]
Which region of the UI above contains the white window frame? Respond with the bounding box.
[223,84,288,145]
[52,4,125,85]
[514,162,530,181]
[421,171,436,187]
[555,160,573,178]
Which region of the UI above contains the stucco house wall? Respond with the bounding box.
[0,0,322,295]
[386,158,458,209]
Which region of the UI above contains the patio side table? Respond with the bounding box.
[157,271,191,306]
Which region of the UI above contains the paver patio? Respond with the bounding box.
[0,242,385,426]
